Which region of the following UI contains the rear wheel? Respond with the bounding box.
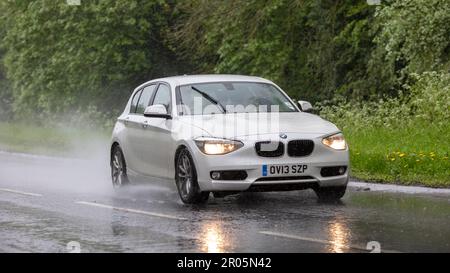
[111,145,130,188]
[314,186,346,201]
[175,148,209,204]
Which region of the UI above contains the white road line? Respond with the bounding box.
[75,201,187,220]
[0,150,85,163]
[0,187,43,197]
[349,181,450,195]
[259,231,401,253]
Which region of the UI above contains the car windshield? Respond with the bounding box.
[178,82,297,115]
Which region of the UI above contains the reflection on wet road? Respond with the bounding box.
[328,219,350,253]
[0,152,449,253]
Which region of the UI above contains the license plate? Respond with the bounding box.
[262,164,308,177]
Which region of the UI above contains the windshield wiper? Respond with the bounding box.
[191,86,227,113]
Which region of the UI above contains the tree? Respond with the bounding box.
[2,0,185,119]
[172,0,377,102]
[2,0,448,122]
[0,0,13,121]
[368,0,450,96]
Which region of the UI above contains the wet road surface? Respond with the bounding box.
[0,152,449,253]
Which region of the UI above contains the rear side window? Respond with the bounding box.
[130,89,142,114]
[136,85,157,115]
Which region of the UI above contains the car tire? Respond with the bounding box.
[175,148,209,204]
[111,145,130,188]
[314,186,346,201]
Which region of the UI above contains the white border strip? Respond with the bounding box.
[0,188,43,197]
[75,201,187,220]
[0,150,85,163]
[349,181,450,195]
[259,231,401,253]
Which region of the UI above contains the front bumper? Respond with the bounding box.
[188,133,350,192]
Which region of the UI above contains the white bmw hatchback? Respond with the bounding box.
[111,75,349,204]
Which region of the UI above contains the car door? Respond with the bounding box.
[120,88,142,172]
[125,84,157,174]
[136,83,174,179]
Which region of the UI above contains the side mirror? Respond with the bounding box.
[144,105,171,119]
[297,100,313,113]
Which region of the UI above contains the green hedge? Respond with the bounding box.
[318,72,450,187]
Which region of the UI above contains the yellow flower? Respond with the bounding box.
[391,158,395,161]
[399,153,405,157]
[416,159,420,162]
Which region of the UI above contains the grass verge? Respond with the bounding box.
[345,124,449,188]
[0,121,110,157]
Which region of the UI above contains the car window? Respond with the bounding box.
[152,84,171,112]
[136,85,156,115]
[178,82,297,115]
[130,89,142,114]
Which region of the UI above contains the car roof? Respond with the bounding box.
[136,74,274,90]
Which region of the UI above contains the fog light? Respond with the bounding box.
[320,166,347,177]
[211,171,221,180]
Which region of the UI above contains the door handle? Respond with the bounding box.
[142,120,148,129]
[124,117,130,125]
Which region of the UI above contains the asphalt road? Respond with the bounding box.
[0,152,449,253]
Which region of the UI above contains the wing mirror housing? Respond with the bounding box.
[297,100,313,113]
[144,105,171,119]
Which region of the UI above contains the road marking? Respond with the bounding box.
[0,187,43,197]
[259,231,401,253]
[0,150,85,163]
[75,201,187,220]
[348,181,450,195]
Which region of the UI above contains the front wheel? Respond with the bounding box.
[175,148,209,204]
[314,186,346,201]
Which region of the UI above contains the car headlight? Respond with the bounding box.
[195,137,243,155]
[322,133,347,150]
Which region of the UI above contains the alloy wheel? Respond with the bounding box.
[111,148,127,188]
[177,151,193,199]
